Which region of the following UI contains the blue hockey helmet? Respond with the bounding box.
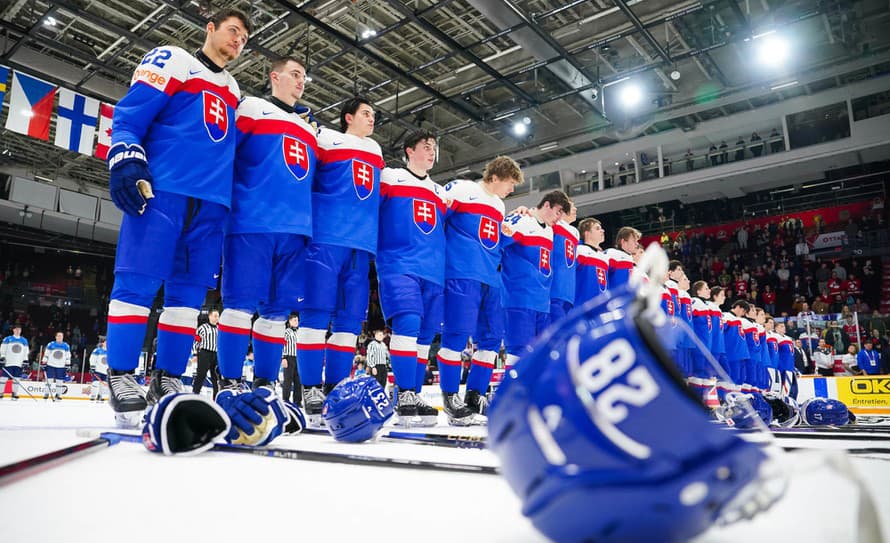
[800,397,854,426]
[488,245,781,543]
[322,375,393,443]
[717,392,773,429]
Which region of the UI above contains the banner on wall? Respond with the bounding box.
[835,375,890,412]
[808,230,846,249]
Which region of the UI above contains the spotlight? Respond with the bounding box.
[512,121,528,136]
[756,35,789,67]
[619,84,643,108]
[357,22,377,40]
[43,16,57,26]
[670,70,681,81]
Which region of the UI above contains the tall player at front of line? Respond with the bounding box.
[103,9,249,427]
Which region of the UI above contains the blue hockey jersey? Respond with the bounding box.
[575,244,608,304]
[604,248,634,290]
[229,96,316,235]
[691,297,713,351]
[443,180,505,287]
[377,167,446,285]
[313,128,385,254]
[724,313,749,363]
[709,303,725,356]
[550,221,578,304]
[501,213,554,313]
[112,46,241,208]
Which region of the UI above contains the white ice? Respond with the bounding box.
[1,400,888,543]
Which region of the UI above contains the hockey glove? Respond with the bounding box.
[142,393,229,456]
[282,401,306,435]
[216,386,287,446]
[295,105,318,133]
[108,142,155,216]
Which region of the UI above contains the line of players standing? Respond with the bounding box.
[98,8,798,435]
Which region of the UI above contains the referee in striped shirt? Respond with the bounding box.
[366,330,390,389]
[281,313,301,404]
[192,309,220,398]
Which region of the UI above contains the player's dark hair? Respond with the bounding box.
[403,129,437,154]
[340,96,372,132]
[710,286,724,299]
[537,190,571,213]
[270,56,305,74]
[209,8,252,35]
[614,226,641,247]
[669,260,684,273]
[692,280,708,297]
[578,217,601,236]
[732,300,750,312]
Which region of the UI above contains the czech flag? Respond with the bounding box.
[4,71,56,141]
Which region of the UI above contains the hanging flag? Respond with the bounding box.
[94,103,114,160]
[54,88,99,155]
[0,66,9,106]
[4,71,56,140]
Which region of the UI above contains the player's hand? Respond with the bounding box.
[295,105,318,133]
[108,143,155,216]
[509,205,534,217]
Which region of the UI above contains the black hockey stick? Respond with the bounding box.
[0,434,122,487]
[92,431,500,475]
[382,431,487,449]
[1,366,38,401]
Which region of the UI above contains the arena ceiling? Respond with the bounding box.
[2,0,890,189]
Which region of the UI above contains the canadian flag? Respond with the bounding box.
[94,103,114,160]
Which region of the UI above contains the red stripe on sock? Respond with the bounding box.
[253,331,285,345]
[390,349,415,358]
[296,343,326,351]
[157,322,195,336]
[436,354,461,367]
[108,315,149,325]
[218,323,251,336]
[327,343,355,353]
[416,359,428,366]
[472,359,495,369]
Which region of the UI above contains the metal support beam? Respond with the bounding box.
[383,0,538,107]
[611,0,672,63]
[0,6,57,62]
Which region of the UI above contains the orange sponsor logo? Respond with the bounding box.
[133,68,167,87]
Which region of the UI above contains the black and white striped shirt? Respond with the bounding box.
[366,340,389,369]
[194,323,218,353]
[283,327,298,357]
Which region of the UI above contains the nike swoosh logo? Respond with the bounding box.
[332,141,343,146]
[261,111,274,116]
[468,196,479,201]
[189,69,202,75]
[212,274,220,279]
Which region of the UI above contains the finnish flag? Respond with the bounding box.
[54,88,99,155]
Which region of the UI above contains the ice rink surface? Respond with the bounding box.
[1,399,889,543]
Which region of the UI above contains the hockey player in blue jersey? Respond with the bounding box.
[722,300,750,400]
[376,130,444,427]
[296,97,385,425]
[435,156,523,425]
[42,332,71,401]
[213,57,316,438]
[603,226,641,290]
[575,217,608,305]
[103,9,250,427]
[502,190,571,370]
[689,281,714,399]
[549,203,578,323]
[0,324,29,400]
[89,339,109,402]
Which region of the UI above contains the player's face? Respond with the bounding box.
[620,235,640,254]
[565,204,577,224]
[347,103,375,137]
[538,202,564,226]
[487,175,517,198]
[274,61,306,103]
[407,138,437,171]
[207,17,249,63]
[589,222,605,245]
[700,285,711,299]
[55,333,63,342]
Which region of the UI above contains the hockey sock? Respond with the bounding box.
[217,309,252,380]
[90,380,100,399]
[106,300,151,372]
[435,347,462,394]
[325,332,357,387]
[155,307,199,376]
[252,317,285,382]
[389,334,418,390]
[415,344,431,393]
[466,350,496,393]
[296,326,326,388]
